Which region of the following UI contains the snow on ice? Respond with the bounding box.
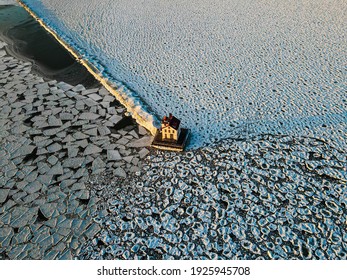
[20,0,346,148]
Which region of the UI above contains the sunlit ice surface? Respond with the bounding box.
[21,0,346,148]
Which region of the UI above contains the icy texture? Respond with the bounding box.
[0,0,16,4]
[80,135,347,260]
[21,0,346,147]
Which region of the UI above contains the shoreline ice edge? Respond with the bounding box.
[16,0,347,150]
[17,0,160,137]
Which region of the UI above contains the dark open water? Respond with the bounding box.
[0,4,99,88]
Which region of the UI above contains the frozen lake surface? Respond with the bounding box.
[20,0,346,147]
[80,134,347,259]
[0,0,17,5]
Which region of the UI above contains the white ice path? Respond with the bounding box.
[20,0,347,148]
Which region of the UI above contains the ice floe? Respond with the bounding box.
[80,134,346,259]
